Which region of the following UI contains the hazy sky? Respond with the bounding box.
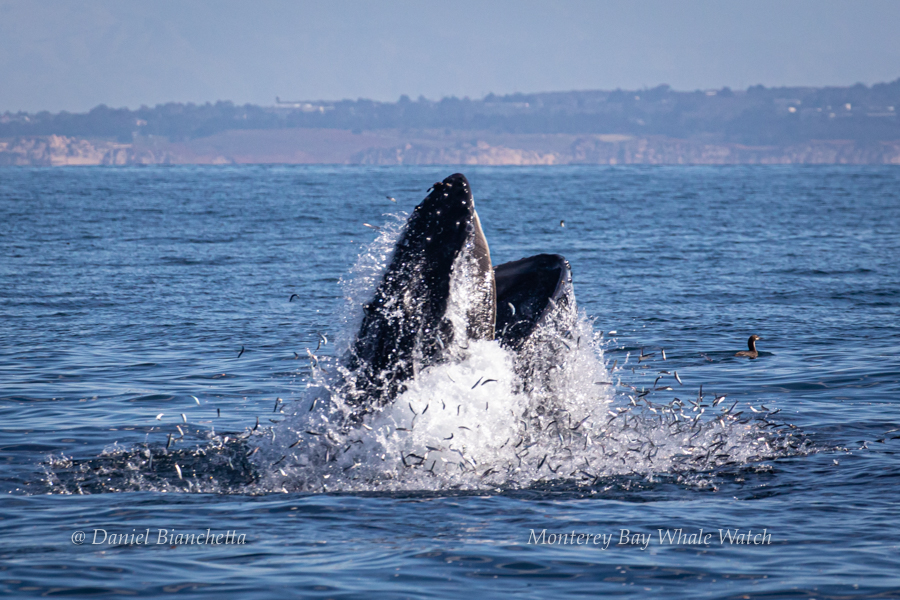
[2,0,899,113]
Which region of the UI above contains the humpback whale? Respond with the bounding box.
[343,173,576,413]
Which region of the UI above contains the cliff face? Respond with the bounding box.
[562,137,900,165]
[0,135,174,166]
[3,132,900,166]
[354,136,900,165]
[353,141,558,165]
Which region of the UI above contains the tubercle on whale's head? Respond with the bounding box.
[406,173,476,262]
[419,173,473,213]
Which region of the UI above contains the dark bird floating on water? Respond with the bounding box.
[735,335,762,359]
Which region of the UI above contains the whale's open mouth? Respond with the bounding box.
[343,173,577,415]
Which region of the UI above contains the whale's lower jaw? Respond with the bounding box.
[495,254,578,395]
[342,173,576,413]
[495,254,574,348]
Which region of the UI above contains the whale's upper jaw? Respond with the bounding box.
[347,173,495,409]
[407,173,478,268]
[420,174,494,340]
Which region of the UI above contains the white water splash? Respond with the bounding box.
[249,218,805,494]
[43,215,809,496]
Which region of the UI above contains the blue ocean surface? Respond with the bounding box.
[1,165,899,598]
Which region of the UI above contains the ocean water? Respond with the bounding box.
[1,165,899,598]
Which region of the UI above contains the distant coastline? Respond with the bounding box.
[3,130,899,166]
[3,79,899,166]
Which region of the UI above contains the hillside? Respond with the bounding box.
[3,80,899,165]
